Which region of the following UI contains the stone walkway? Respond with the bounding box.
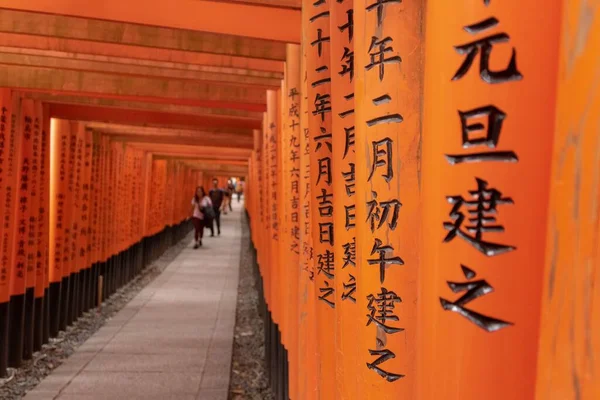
[24,202,243,400]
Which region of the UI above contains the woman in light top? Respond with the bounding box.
[191,186,212,249]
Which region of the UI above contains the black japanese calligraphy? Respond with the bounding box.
[365,36,402,81]
[367,238,404,283]
[443,177,515,256]
[319,280,335,308]
[440,264,512,332]
[317,249,335,279]
[313,94,332,121]
[366,0,402,28]
[452,17,522,84]
[342,274,356,302]
[342,237,356,268]
[366,287,404,334]
[368,137,393,183]
[366,349,404,382]
[366,192,401,232]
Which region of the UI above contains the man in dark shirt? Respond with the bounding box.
[209,179,224,236]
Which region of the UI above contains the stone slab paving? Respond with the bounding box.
[24,202,243,400]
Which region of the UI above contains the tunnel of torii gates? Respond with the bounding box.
[0,0,597,399]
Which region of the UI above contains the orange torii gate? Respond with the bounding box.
[0,1,597,399]
[243,1,600,400]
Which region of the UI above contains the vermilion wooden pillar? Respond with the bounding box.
[77,129,92,316]
[305,0,336,397]
[419,1,562,399]
[261,111,271,310]
[535,4,600,400]
[8,97,32,367]
[282,43,302,400]
[330,0,357,398]
[354,0,424,398]
[0,89,16,376]
[23,98,41,360]
[33,101,49,350]
[23,100,42,358]
[298,8,318,395]
[49,118,69,336]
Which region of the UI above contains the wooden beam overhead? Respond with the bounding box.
[0,0,301,42]
[1,47,284,79]
[49,104,262,130]
[26,93,263,121]
[127,143,252,159]
[86,123,254,138]
[0,9,289,60]
[110,134,253,149]
[1,64,267,110]
[87,122,255,149]
[211,0,301,10]
[0,33,284,73]
[152,154,249,163]
[0,51,282,88]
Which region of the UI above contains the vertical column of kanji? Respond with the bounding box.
[40,106,51,344]
[22,99,42,360]
[354,0,424,396]
[305,0,336,396]
[419,0,561,398]
[77,130,92,315]
[283,43,302,400]
[8,96,30,367]
[535,5,600,400]
[261,113,271,309]
[99,136,109,276]
[278,84,289,351]
[0,89,14,376]
[141,153,152,239]
[33,101,47,351]
[58,121,76,330]
[66,123,83,325]
[104,140,115,294]
[87,131,100,312]
[330,0,357,397]
[267,90,281,330]
[254,129,263,272]
[298,8,318,393]
[4,93,21,366]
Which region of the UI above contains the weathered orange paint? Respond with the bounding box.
[419,1,562,399]
[535,3,600,399]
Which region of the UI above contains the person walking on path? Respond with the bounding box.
[208,179,224,236]
[235,180,244,203]
[227,180,235,211]
[191,186,212,248]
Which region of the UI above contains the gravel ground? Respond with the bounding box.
[228,215,274,400]
[0,233,191,400]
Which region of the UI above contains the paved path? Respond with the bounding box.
[25,202,243,400]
